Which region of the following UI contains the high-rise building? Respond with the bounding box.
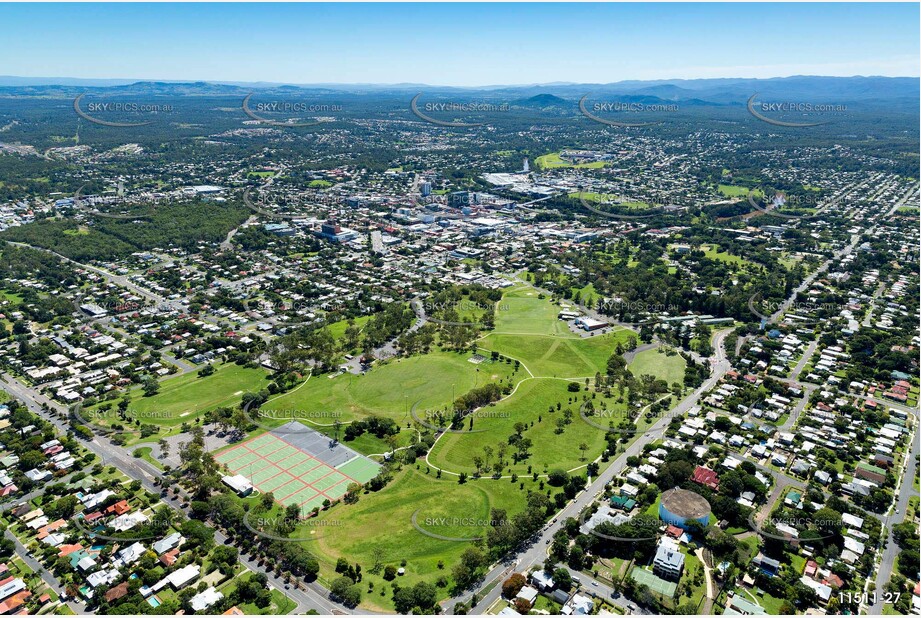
[421,181,432,197]
[321,222,341,236]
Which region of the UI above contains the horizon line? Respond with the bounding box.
[1,73,919,90]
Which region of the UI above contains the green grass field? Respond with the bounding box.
[427,377,611,475]
[85,362,270,441]
[479,284,636,377]
[717,184,755,197]
[628,348,687,386]
[535,152,607,170]
[569,192,653,210]
[311,467,538,612]
[261,351,520,425]
[701,244,747,266]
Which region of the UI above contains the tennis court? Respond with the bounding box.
[630,566,678,596]
[215,426,381,515]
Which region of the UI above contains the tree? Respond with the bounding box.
[394,581,438,614]
[330,576,361,606]
[452,547,486,590]
[143,378,160,397]
[260,491,275,511]
[502,573,526,599]
[553,567,572,591]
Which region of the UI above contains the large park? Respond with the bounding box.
[92,281,689,611]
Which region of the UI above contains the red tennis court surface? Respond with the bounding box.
[216,432,380,514]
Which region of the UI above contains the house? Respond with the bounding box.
[159,548,180,567]
[190,587,224,612]
[0,578,27,604]
[515,585,539,608]
[551,589,570,605]
[562,593,594,615]
[692,466,719,491]
[105,582,130,603]
[653,537,685,581]
[610,495,636,511]
[0,588,31,614]
[799,576,832,605]
[113,542,146,567]
[530,570,554,590]
[152,532,184,555]
[86,569,120,589]
[753,553,780,577]
[157,564,200,591]
[723,593,767,615]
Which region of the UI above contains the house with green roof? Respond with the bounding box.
[610,495,636,511]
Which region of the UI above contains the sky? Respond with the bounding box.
[1,3,918,86]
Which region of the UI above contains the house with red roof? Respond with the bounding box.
[692,466,720,491]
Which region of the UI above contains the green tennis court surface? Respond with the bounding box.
[630,567,677,596]
[215,431,382,515]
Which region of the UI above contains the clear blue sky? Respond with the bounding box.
[2,3,918,85]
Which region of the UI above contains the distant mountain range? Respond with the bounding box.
[0,75,917,105]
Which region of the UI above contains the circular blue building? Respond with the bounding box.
[659,487,711,530]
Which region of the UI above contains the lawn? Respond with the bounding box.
[570,192,654,209]
[260,350,519,425]
[0,289,23,306]
[84,362,271,441]
[480,331,631,378]
[718,184,757,198]
[535,152,606,170]
[427,377,612,475]
[480,287,635,376]
[310,467,538,612]
[326,315,371,338]
[701,244,747,266]
[628,348,687,387]
[221,571,297,614]
[681,553,708,610]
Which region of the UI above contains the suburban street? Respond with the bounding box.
[0,373,349,615]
